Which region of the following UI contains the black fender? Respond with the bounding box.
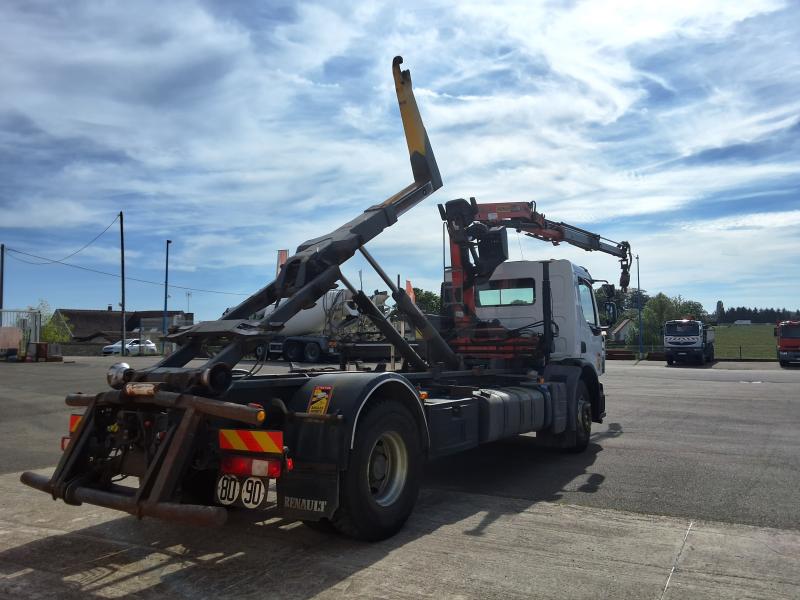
[577,363,604,423]
[276,372,427,522]
[286,371,429,460]
[544,359,605,426]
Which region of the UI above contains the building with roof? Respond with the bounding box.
[609,317,634,343]
[53,307,194,343]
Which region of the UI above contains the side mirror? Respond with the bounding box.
[604,302,617,323]
[600,283,616,297]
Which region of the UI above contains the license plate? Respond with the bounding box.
[215,474,269,509]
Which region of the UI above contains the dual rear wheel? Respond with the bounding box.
[283,341,322,363]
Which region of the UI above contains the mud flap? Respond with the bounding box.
[277,465,339,521]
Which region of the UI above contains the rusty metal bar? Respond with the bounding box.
[34,387,266,528]
[65,392,104,407]
[64,390,265,425]
[20,471,53,493]
[146,407,202,503]
[134,425,176,504]
[19,472,227,527]
[48,399,97,498]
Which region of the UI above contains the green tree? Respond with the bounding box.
[715,300,724,323]
[674,295,708,322]
[412,288,441,314]
[626,293,708,347]
[30,300,73,343]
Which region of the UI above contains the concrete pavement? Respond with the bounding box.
[1,357,798,598]
[1,468,798,599]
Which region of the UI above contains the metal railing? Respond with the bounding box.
[0,310,41,352]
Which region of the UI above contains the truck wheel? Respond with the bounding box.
[303,342,322,363]
[698,352,706,366]
[779,360,789,367]
[566,381,592,454]
[666,357,674,366]
[284,342,303,363]
[254,344,267,361]
[331,399,422,541]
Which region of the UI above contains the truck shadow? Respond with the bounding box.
[0,427,619,599]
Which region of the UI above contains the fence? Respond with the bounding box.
[607,340,777,361]
[0,310,41,356]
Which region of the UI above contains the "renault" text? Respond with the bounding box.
[284,496,327,512]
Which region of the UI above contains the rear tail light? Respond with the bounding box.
[221,455,282,478]
[69,414,82,433]
[61,413,83,451]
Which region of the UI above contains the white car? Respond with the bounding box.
[102,339,159,356]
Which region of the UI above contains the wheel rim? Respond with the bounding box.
[578,402,591,437]
[305,344,320,361]
[367,431,408,507]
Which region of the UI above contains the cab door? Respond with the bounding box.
[577,278,604,374]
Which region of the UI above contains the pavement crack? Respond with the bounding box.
[660,520,693,600]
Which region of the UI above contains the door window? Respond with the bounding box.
[578,280,598,326]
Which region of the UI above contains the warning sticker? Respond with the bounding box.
[307,385,333,415]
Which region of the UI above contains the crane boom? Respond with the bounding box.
[438,196,634,367]
[473,201,632,290]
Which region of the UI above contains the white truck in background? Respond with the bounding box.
[663,319,715,365]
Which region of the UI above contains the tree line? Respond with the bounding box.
[717,305,799,324]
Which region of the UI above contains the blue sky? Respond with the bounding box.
[1,0,798,320]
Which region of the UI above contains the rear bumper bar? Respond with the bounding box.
[20,471,227,527]
[20,389,266,527]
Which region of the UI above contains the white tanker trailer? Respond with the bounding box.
[255,289,408,362]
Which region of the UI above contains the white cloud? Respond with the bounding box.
[1,0,798,316]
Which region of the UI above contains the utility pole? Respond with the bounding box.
[120,212,126,356]
[0,243,5,310]
[162,239,172,355]
[637,254,643,359]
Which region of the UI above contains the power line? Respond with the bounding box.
[20,214,120,265]
[5,247,249,296]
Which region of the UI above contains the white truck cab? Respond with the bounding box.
[663,319,715,365]
[475,259,606,376]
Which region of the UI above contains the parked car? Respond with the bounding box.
[102,339,159,356]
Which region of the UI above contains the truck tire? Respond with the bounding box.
[331,398,422,541]
[566,381,592,454]
[254,343,267,361]
[698,352,706,366]
[666,357,674,366]
[284,342,303,363]
[303,342,322,363]
[779,360,789,367]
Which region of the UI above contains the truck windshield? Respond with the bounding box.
[665,322,699,336]
[780,325,800,339]
[476,278,535,307]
